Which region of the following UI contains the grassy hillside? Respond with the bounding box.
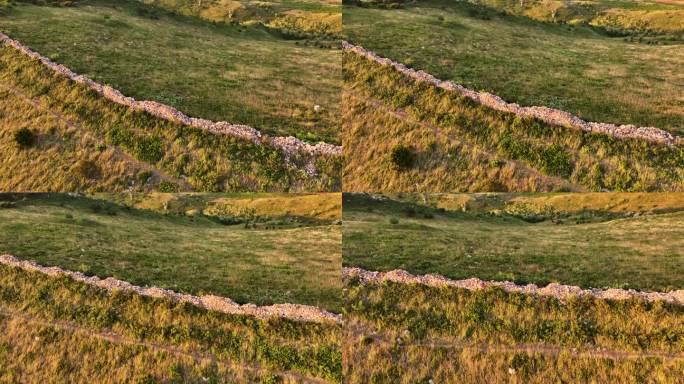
[0,193,341,311]
[343,278,684,383]
[142,0,342,38]
[343,0,684,134]
[342,51,684,192]
[102,192,342,221]
[343,193,684,292]
[469,0,684,39]
[0,264,341,383]
[0,0,341,142]
[0,44,342,192]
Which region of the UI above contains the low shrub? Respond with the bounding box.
[13,127,35,148]
[390,144,415,170]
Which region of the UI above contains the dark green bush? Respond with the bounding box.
[390,144,415,170]
[158,180,178,192]
[13,127,35,148]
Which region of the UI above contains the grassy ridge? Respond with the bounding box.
[142,0,342,38]
[343,279,684,383]
[0,264,342,383]
[343,0,684,134]
[469,0,684,39]
[342,51,684,192]
[0,44,342,192]
[100,192,342,221]
[343,193,684,291]
[0,193,341,311]
[0,0,341,141]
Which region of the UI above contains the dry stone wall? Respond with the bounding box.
[0,254,342,324]
[344,42,681,146]
[343,267,684,306]
[0,33,342,159]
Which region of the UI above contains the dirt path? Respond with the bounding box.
[345,90,584,192]
[0,306,329,384]
[2,83,194,191]
[346,324,684,362]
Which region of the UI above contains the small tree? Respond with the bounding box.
[14,128,35,148]
[390,144,415,170]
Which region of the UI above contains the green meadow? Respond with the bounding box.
[343,192,684,291]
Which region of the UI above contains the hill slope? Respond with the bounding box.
[343,192,684,291]
[0,193,341,311]
[344,0,684,134]
[0,0,341,142]
[342,50,684,192]
[0,42,342,192]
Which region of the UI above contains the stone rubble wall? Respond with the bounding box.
[0,33,342,160]
[343,267,684,306]
[343,42,681,146]
[0,254,342,324]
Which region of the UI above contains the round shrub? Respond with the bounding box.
[390,144,415,170]
[389,217,399,225]
[14,128,35,148]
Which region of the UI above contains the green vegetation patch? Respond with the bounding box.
[0,193,341,311]
[343,0,684,134]
[0,264,342,382]
[342,51,684,192]
[0,0,341,141]
[343,193,684,291]
[343,278,684,383]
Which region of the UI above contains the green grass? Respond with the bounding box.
[342,51,684,192]
[343,193,684,291]
[0,0,341,142]
[0,44,342,192]
[0,193,341,311]
[0,264,342,383]
[343,0,684,134]
[343,278,684,383]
